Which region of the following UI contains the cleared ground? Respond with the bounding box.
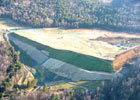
[14,28,122,60]
[14,28,140,61]
[10,33,113,72]
[1,18,140,61]
[8,34,116,82]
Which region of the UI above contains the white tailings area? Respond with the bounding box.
[9,34,118,81]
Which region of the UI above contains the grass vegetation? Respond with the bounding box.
[82,80,110,89]
[32,69,41,79]
[52,81,103,90]
[69,81,88,85]
[83,81,102,88]
[10,33,113,72]
[51,83,84,90]
[51,83,74,90]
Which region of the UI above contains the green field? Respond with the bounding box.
[10,33,113,72]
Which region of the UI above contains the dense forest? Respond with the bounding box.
[0,0,140,32]
[0,41,21,99]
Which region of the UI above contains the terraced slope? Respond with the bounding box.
[9,33,113,73]
[8,33,115,82]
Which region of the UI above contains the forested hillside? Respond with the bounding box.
[0,41,22,98]
[0,0,140,32]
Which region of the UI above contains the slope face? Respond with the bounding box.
[42,58,115,81]
[9,33,113,73]
[8,34,115,81]
[9,35,48,64]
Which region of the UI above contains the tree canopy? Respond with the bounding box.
[0,0,140,32]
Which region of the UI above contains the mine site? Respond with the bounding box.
[1,0,140,99]
[0,17,140,90]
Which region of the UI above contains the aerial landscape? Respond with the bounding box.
[0,0,140,100]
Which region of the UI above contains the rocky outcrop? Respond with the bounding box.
[113,46,140,71]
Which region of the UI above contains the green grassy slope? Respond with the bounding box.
[10,33,113,72]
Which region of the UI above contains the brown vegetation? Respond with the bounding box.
[113,46,140,71]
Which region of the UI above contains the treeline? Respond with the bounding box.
[0,0,140,32]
